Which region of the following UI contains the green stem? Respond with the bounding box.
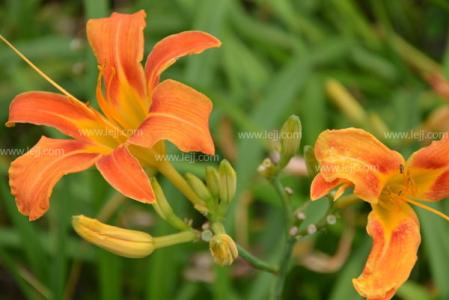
[153,230,198,249]
[237,244,279,275]
[272,176,294,232]
[271,237,295,300]
[157,162,206,210]
[270,175,295,300]
[211,222,226,235]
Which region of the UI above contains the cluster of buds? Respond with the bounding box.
[70,159,239,265]
[186,160,239,265]
[186,159,237,222]
[258,115,302,177]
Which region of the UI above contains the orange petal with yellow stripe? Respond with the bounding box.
[314,128,404,203]
[9,137,100,221]
[145,31,221,90]
[353,200,420,300]
[129,79,214,155]
[96,145,155,203]
[407,133,449,201]
[6,91,119,149]
[87,10,148,128]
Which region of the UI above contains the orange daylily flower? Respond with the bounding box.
[310,128,449,300]
[3,10,221,221]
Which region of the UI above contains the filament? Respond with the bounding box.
[0,34,77,100]
[407,198,449,222]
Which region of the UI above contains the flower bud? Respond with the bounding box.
[218,160,237,204]
[209,233,238,266]
[186,173,213,204]
[72,215,154,258]
[150,178,190,230]
[304,145,319,178]
[205,166,220,199]
[279,115,302,168]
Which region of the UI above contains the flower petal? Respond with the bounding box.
[9,137,100,221]
[314,128,404,203]
[87,10,148,128]
[407,133,449,201]
[129,79,214,155]
[310,174,343,200]
[145,31,221,90]
[95,145,155,203]
[353,200,420,300]
[6,91,120,149]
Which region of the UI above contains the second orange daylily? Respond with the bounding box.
[4,10,221,220]
[310,128,449,300]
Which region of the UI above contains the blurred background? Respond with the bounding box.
[1,0,449,299]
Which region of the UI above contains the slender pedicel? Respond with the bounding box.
[0,35,78,100]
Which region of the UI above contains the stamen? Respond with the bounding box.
[0,35,77,100]
[407,198,449,222]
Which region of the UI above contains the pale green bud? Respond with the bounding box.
[218,159,237,204]
[150,178,190,230]
[205,166,221,199]
[303,145,319,178]
[279,115,302,168]
[186,173,213,209]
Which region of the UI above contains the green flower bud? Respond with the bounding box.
[185,173,213,209]
[150,178,190,230]
[303,145,319,178]
[279,115,302,168]
[205,166,221,199]
[218,159,237,204]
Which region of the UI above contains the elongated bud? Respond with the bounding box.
[72,215,154,258]
[326,79,367,125]
[186,173,214,212]
[150,178,190,230]
[218,160,237,204]
[186,173,212,201]
[209,233,238,266]
[205,166,220,199]
[424,106,449,133]
[150,178,176,220]
[279,115,302,168]
[304,145,319,178]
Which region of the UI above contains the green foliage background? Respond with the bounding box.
[0,0,449,299]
